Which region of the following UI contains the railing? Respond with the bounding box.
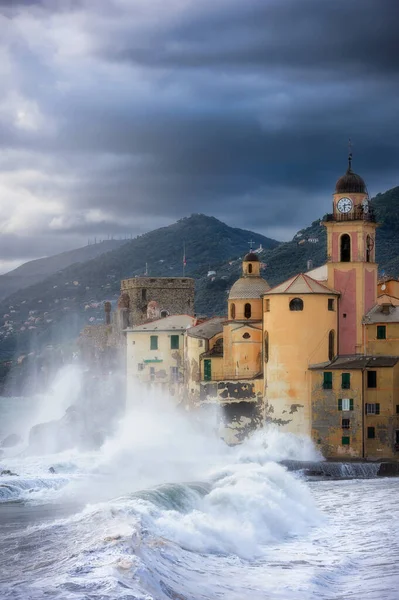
[203,370,262,382]
[324,208,376,223]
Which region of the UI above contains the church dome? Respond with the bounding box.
[335,156,366,194]
[243,252,259,262]
[229,276,270,300]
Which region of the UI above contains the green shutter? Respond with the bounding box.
[338,398,342,411]
[341,373,350,389]
[150,335,158,350]
[342,436,350,445]
[204,359,212,381]
[377,325,386,340]
[376,403,380,415]
[170,335,179,349]
[323,372,333,389]
[350,399,354,411]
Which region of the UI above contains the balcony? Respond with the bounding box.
[324,207,376,223]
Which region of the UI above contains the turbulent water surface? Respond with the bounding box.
[1,381,398,600]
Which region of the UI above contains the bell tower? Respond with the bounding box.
[324,153,378,355]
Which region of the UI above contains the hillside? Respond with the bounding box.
[0,185,398,362]
[0,214,279,358]
[0,239,127,300]
[194,186,399,314]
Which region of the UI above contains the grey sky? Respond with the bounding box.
[0,0,398,273]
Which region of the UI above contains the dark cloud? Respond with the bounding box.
[0,0,398,269]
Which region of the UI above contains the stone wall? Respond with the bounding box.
[120,277,195,327]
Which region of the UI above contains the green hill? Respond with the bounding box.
[0,214,279,359]
[1,185,399,362]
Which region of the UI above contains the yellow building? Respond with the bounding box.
[126,314,195,401]
[185,253,269,443]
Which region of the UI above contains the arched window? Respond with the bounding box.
[340,234,351,262]
[230,303,236,319]
[248,263,253,274]
[244,303,252,319]
[160,310,169,318]
[366,235,373,263]
[264,332,269,363]
[328,330,335,361]
[289,298,303,311]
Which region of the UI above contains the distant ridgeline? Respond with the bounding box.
[0,188,398,372]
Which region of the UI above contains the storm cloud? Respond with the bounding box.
[0,0,398,271]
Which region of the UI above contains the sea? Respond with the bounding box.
[0,366,398,600]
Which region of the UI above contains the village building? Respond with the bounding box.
[183,156,399,457]
[125,314,195,399]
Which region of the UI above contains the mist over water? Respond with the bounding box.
[1,365,398,599]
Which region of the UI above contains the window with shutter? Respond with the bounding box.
[150,335,158,350]
[367,370,377,388]
[170,335,179,349]
[338,398,342,411]
[341,398,351,411]
[341,373,350,389]
[367,427,375,439]
[377,325,386,340]
[342,436,350,445]
[342,418,350,429]
[323,372,333,389]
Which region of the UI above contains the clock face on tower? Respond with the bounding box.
[337,197,353,214]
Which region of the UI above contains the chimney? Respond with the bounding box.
[307,259,313,271]
[381,303,391,316]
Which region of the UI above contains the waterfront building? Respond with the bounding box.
[184,157,399,458]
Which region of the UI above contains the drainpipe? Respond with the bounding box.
[362,367,366,459]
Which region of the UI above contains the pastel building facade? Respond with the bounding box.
[184,157,399,457]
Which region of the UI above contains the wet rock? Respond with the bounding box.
[1,470,18,476]
[1,433,22,448]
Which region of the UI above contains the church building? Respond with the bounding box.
[187,156,399,458]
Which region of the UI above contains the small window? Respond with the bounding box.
[338,398,353,411]
[342,436,350,446]
[170,335,179,349]
[328,298,334,311]
[289,298,303,311]
[150,335,158,350]
[264,332,269,363]
[170,366,179,382]
[149,367,155,381]
[265,299,270,312]
[138,363,144,371]
[396,405,399,415]
[366,403,380,415]
[342,418,350,429]
[367,370,377,388]
[396,430,399,445]
[244,303,252,319]
[367,426,375,439]
[142,288,147,302]
[242,332,251,339]
[340,234,351,262]
[198,339,203,348]
[328,330,335,361]
[230,303,236,319]
[248,263,253,274]
[341,373,350,389]
[377,325,386,340]
[323,372,332,389]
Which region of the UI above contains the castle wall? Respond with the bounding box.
[120,277,195,327]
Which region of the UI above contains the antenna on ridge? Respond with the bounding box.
[348,138,353,171]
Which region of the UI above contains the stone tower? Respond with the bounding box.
[119,276,195,328]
